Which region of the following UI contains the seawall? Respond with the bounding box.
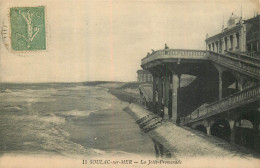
[124,104,259,159]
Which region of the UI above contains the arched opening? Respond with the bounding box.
[210,119,231,142]
[195,125,207,134]
[235,119,255,149]
[215,42,219,53]
[224,37,228,51]
[236,33,239,49]
[230,35,233,51]
[208,44,211,51]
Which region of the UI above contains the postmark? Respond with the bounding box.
[10,6,46,51]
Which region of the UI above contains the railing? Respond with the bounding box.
[208,51,260,79]
[239,51,260,59]
[226,51,260,64]
[141,49,207,65]
[181,84,260,124]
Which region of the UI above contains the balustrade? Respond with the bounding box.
[141,49,207,65]
[208,51,260,78]
[181,84,260,124]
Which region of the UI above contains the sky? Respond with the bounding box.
[0,0,258,83]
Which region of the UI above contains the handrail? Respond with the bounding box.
[141,49,207,65]
[238,51,260,59]
[226,51,260,64]
[208,51,260,79]
[181,84,260,124]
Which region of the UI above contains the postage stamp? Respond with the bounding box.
[10,6,46,51]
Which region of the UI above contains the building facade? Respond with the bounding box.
[206,14,260,56]
[245,15,260,55]
[137,70,153,82]
[206,13,246,54]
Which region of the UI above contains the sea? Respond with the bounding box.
[0,83,155,158]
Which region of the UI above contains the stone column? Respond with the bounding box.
[177,74,181,124]
[152,75,157,114]
[215,42,218,53]
[227,37,230,51]
[157,77,163,116]
[163,75,170,118]
[206,126,211,136]
[229,120,236,143]
[257,41,259,52]
[217,68,223,100]
[164,75,170,107]
[168,75,173,119]
[219,71,223,100]
[222,38,225,53]
[253,121,259,150]
[163,77,166,105]
[241,26,247,52]
[171,74,178,123]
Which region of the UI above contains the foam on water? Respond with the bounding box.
[0,88,57,103]
[56,109,98,117]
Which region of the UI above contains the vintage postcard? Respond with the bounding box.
[0,0,259,168]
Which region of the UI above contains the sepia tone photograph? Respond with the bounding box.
[0,0,259,167]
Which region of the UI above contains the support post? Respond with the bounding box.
[229,120,236,143]
[168,75,173,119]
[165,75,170,107]
[206,126,211,136]
[157,77,163,117]
[253,120,259,151]
[163,77,166,105]
[171,74,178,124]
[152,75,157,114]
[177,74,181,124]
[218,69,223,100]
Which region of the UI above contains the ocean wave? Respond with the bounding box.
[56,109,98,117]
[4,106,22,111]
[4,89,13,93]
[0,88,57,103]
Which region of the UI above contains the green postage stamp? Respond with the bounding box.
[10,6,46,51]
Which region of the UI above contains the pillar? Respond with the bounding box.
[218,69,223,100]
[229,120,236,143]
[227,37,230,51]
[215,42,218,53]
[164,75,170,118]
[152,75,157,114]
[171,74,178,124]
[206,126,211,136]
[157,77,163,116]
[164,75,170,107]
[254,123,259,150]
[168,75,173,119]
[257,41,259,52]
[177,74,181,123]
[222,38,225,53]
[163,77,166,105]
